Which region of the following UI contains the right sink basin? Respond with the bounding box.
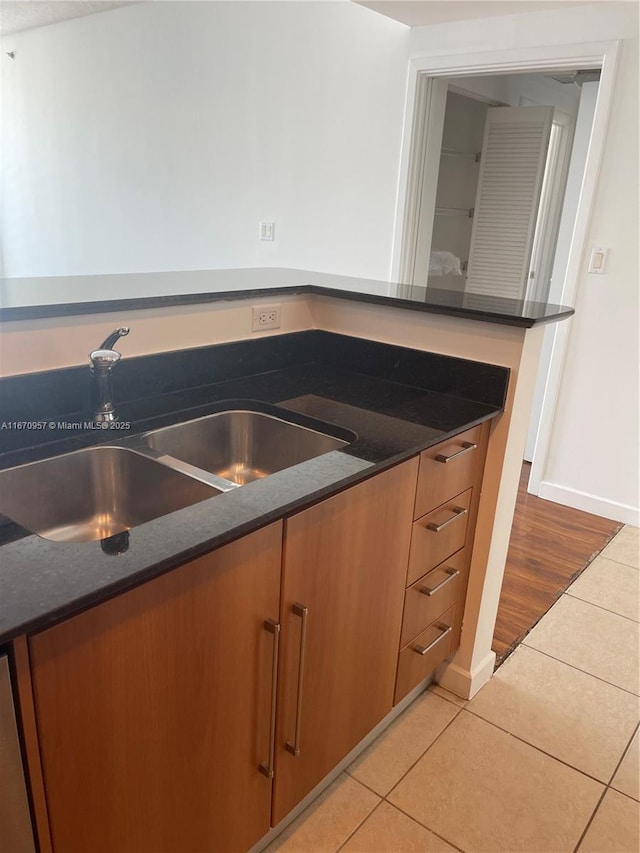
[142,409,352,486]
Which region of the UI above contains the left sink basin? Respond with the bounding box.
[0,446,221,543]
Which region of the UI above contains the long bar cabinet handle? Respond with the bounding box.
[259,618,280,779]
[286,602,308,758]
[413,624,452,656]
[419,567,460,597]
[427,506,467,533]
[435,441,477,464]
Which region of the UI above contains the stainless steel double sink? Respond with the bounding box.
[0,408,353,543]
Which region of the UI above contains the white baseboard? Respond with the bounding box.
[436,650,496,700]
[538,481,640,526]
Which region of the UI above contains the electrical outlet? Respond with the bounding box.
[252,305,281,332]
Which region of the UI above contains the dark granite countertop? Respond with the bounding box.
[0,333,509,645]
[0,276,574,328]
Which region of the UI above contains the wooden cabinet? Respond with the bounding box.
[272,459,419,823]
[17,429,489,850]
[22,462,420,850]
[414,424,483,518]
[395,423,489,704]
[396,605,455,701]
[400,548,466,648]
[27,523,283,853]
[408,488,472,585]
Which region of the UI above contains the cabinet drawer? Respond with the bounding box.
[400,550,465,648]
[414,425,482,519]
[394,606,454,704]
[407,489,471,586]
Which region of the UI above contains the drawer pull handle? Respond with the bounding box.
[427,506,467,533]
[435,441,477,464]
[419,567,460,596]
[413,624,452,656]
[259,618,280,780]
[286,602,308,758]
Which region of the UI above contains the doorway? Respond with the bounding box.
[403,69,600,480]
[392,43,617,500]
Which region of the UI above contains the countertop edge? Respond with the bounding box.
[0,283,575,328]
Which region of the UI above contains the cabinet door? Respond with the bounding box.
[28,523,282,853]
[272,460,418,823]
[466,105,554,300]
[0,656,35,853]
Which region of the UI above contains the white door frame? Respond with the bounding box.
[391,40,620,497]
[525,109,576,306]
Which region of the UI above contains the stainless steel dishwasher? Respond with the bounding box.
[0,653,35,852]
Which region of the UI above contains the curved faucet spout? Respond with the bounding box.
[98,327,130,351]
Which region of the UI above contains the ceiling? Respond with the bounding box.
[0,1,136,36]
[354,1,600,28]
[0,0,604,38]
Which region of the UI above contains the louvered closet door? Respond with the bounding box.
[466,106,553,300]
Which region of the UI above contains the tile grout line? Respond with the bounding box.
[606,721,639,787]
[572,786,608,853]
[519,642,640,697]
[588,550,640,570]
[344,690,464,798]
[380,800,468,853]
[499,642,640,696]
[269,773,379,852]
[607,787,640,805]
[571,719,638,853]
[564,590,640,624]
[462,706,628,787]
[342,771,384,800]
[601,557,640,570]
[429,688,468,710]
[335,798,468,853]
[382,705,464,802]
[334,798,383,853]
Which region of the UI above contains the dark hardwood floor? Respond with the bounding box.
[492,462,623,666]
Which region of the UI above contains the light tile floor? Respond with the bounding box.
[270,525,640,853]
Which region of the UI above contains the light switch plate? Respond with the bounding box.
[588,247,607,274]
[259,221,275,241]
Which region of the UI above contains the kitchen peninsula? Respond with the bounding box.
[0,274,573,852]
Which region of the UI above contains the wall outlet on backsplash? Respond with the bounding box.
[252,305,281,332]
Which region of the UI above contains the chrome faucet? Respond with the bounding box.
[89,327,130,424]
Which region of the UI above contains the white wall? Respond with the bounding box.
[503,73,581,114]
[410,2,639,523]
[446,75,510,104]
[525,81,599,461]
[0,1,408,280]
[451,72,581,115]
[541,49,638,523]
